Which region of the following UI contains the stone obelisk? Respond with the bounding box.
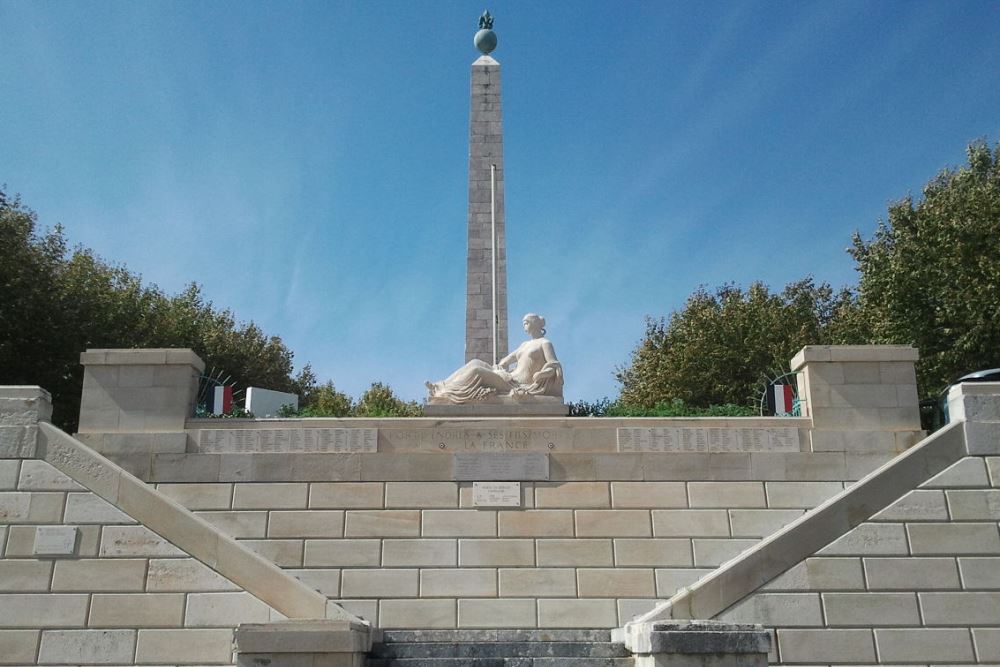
[465,11,508,364]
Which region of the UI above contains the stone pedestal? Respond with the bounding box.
[424,395,568,416]
[620,621,771,667]
[792,345,923,453]
[77,348,205,455]
[0,385,51,458]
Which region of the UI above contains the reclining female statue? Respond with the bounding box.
[425,313,564,404]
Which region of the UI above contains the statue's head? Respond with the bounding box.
[523,313,546,337]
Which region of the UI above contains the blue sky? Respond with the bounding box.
[2,1,999,403]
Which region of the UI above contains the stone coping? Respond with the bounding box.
[188,416,811,429]
[622,418,971,634]
[81,347,206,371]
[620,620,771,655]
[791,344,918,369]
[234,620,372,653]
[35,421,363,624]
[0,385,53,401]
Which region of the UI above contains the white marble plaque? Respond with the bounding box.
[33,526,78,556]
[453,452,549,481]
[196,428,377,453]
[473,481,522,507]
[617,426,800,453]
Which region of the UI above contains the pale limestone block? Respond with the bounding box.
[145,558,240,592]
[692,538,759,567]
[384,482,458,508]
[575,510,651,537]
[0,593,88,627]
[0,525,6,557]
[989,457,1000,487]
[688,482,765,508]
[38,629,136,664]
[0,629,39,663]
[16,460,83,491]
[537,599,617,628]
[973,628,1000,662]
[729,509,804,537]
[118,364,155,388]
[100,525,185,557]
[310,482,384,508]
[151,452,220,483]
[946,489,1000,520]
[810,407,883,430]
[617,599,660,625]
[824,592,921,626]
[610,482,686,508]
[498,568,576,597]
[846,451,897,479]
[63,492,135,524]
[194,510,267,538]
[497,510,572,537]
[864,557,960,590]
[382,539,456,566]
[304,539,381,567]
[88,593,185,628]
[420,568,496,597]
[51,559,147,592]
[818,523,908,555]
[240,539,304,566]
[655,568,712,597]
[340,569,418,598]
[0,559,51,591]
[0,491,63,523]
[776,629,874,663]
[536,539,613,566]
[0,460,19,489]
[958,557,1000,589]
[185,591,272,626]
[921,457,989,488]
[750,451,847,481]
[459,539,535,566]
[534,482,610,508]
[720,592,823,626]
[378,599,455,629]
[458,599,536,628]
[344,510,420,537]
[908,523,1000,555]
[828,383,901,408]
[872,489,948,522]
[335,599,378,625]
[613,539,691,567]
[289,569,340,597]
[156,483,232,509]
[919,591,1000,625]
[233,482,308,509]
[762,557,864,591]
[874,628,975,663]
[577,568,655,597]
[267,510,345,538]
[135,628,234,664]
[651,510,729,537]
[840,361,883,384]
[765,481,844,508]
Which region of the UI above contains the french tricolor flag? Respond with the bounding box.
[208,385,233,414]
[768,384,794,416]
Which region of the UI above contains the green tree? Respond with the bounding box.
[354,382,422,417]
[616,278,859,409]
[850,140,1000,397]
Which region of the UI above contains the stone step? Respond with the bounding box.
[370,642,629,659]
[377,630,614,643]
[367,658,633,667]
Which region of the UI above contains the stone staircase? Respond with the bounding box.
[367,630,633,667]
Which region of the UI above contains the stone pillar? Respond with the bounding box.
[0,386,51,458]
[234,620,371,667]
[77,348,204,454]
[947,381,1000,455]
[465,53,508,364]
[624,621,771,667]
[791,345,923,453]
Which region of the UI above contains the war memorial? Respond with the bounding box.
[2,13,999,667]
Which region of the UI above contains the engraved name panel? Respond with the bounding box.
[617,426,800,453]
[197,428,378,453]
[384,428,571,452]
[452,452,549,481]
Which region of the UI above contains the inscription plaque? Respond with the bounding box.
[197,428,378,453]
[452,452,549,481]
[33,526,78,557]
[617,426,800,453]
[383,428,570,452]
[472,481,522,507]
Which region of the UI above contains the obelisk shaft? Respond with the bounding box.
[465,55,508,364]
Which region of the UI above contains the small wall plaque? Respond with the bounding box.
[472,481,521,507]
[33,526,78,557]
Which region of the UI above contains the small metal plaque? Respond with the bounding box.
[473,481,522,507]
[33,526,78,557]
[452,452,549,481]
